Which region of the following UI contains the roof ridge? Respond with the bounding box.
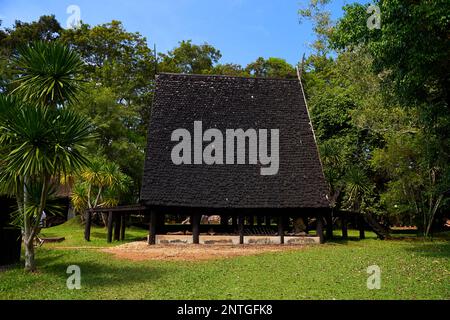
[156,72,300,82]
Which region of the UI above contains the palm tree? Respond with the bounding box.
[0,41,91,271]
[71,157,130,226]
[319,141,345,208]
[11,41,84,108]
[343,166,371,213]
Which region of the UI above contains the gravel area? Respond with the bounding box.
[100,241,308,261]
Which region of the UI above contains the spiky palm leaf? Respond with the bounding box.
[320,141,343,168]
[344,166,371,210]
[71,182,89,213]
[71,157,131,214]
[11,41,84,107]
[0,95,92,179]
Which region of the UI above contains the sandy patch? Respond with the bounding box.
[100,241,308,261]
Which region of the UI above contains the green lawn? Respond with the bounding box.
[0,220,449,300]
[38,216,149,248]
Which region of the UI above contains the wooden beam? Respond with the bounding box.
[232,216,237,227]
[107,211,113,243]
[359,214,365,239]
[113,214,121,241]
[84,209,92,241]
[326,211,333,240]
[278,215,284,244]
[192,213,200,244]
[120,213,126,241]
[341,211,348,240]
[148,210,157,245]
[316,214,325,244]
[304,216,309,234]
[157,213,165,235]
[238,214,244,244]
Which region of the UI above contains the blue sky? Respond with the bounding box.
[0,0,367,66]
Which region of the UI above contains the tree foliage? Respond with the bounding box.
[303,0,450,235]
[0,41,92,271]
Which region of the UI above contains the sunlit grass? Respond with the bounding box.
[1,219,448,300]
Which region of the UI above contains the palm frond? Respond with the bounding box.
[11,41,85,107]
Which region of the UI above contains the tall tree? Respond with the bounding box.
[61,20,156,131]
[0,42,92,271]
[75,85,144,198]
[331,0,450,235]
[0,15,62,92]
[158,40,222,74]
[61,21,155,198]
[245,57,297,79]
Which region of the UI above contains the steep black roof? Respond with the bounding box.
[141,73,330,209]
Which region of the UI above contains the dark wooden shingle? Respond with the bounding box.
[140,73,330,209]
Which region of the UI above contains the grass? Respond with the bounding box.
[38,216,148,248]
[0,219,449,300]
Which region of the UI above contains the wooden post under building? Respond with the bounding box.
[120,213,126,241]
[341,211,348,240]
[107,211,113,243]
[148,210,157,245]
[257,215,263,226]
[192,213,200,244]
[316,214,325,244]
[238,214,244,244]
[84,209,92,241]
[359,214,365,239]
[326,211,333,240]
[278,215,284,244]
[113,214,121,241]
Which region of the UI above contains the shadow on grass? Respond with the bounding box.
[89,231,146,242]
[327,235,370,245]
[89,231,108,240]
[34,250,166,288]
[403,241,450,259]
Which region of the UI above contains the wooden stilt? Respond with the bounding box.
[113,214,121,241]
[120,213,126,240]
[359,214,365,239]
[248,215,254,226]
[238,214,244,244]
[107,211,113,243]
[341,211,348,240]
[326,211,333,240]
[304,216,309,234]
[316,213,325,244]
[148,210,157,245]
[278,215,284,244]
[192,213,200,244]
[84,209,92,241]
[232,216,237,227]
[220,215,228,226]
[257,215,263,226]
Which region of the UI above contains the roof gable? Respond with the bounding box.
[141,73,329,208]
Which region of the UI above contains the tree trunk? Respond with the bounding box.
[24,237,36,272]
